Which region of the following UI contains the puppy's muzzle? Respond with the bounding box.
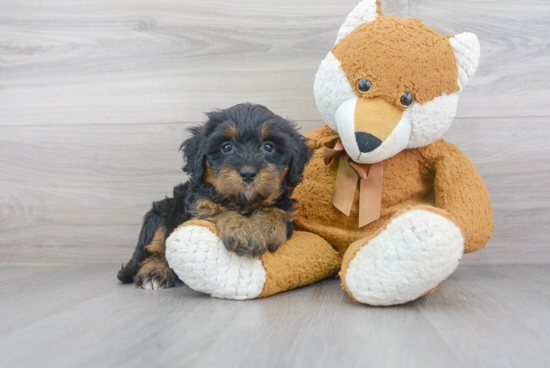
[239,167,258,184]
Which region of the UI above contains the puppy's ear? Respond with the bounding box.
[180,126,206,184]
[285,133,313,187]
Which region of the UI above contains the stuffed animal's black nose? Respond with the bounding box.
[239,167,258,184]
[355,132,382,153]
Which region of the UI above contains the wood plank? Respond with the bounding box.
[0,264,549,367]
[0,262,70,283]
[0,263,120,335]
[445,117,550,265]
[0,117,548,264]
[420,266,550,368]
[1,0,549,127]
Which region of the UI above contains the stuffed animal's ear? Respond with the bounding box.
[180,126,206,185]
[285,134,313,188]
[450,32,481,89]
[336,0,383,44]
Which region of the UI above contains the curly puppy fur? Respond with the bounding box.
[117,103,313,289]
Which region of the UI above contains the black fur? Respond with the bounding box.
[117,103,313,286]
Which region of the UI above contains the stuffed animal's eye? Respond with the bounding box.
[221,143,233,153]
[357,79,372,94]
[400,92,415,107]
[262,142,275,153]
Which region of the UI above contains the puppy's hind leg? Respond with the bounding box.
[117,198,177,289]
[134,226,177,290]
[117,208,164,283]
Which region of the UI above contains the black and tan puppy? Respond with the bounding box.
[117,103,313,289]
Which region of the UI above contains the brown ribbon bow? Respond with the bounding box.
[323,137,384,228]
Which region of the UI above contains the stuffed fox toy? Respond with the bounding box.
[165,0,494,306]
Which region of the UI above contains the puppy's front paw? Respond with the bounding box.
[251,209,294,253]
[220,221,267,258]
[260,224,287,253]
[135,259,176,290]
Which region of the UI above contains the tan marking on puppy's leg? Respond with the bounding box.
[251,208,296,253]
[145,226,167,255]
[213,211,267,257]
[191,198,228,220]
[137,226,176,289]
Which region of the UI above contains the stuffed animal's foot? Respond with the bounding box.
[165,220,267,300]
[165,220,342,300]
[341,209,464,306]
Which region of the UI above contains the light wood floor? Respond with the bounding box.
[0,263,548,368]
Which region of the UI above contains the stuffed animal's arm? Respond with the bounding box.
[428,141,494,253]
[303,125,337,149]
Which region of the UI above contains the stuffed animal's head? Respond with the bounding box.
[314,0,480,164]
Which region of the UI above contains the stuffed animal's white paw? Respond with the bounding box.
[345,209,464,306]
[165,225,266,300]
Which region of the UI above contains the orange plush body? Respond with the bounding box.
[165,0,494,305]
[295,128,493,257]
[293,127,493,302]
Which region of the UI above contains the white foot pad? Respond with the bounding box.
[165,225,266,300]
[345,210,464,306]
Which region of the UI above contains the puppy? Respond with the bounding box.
[117,103,313,289]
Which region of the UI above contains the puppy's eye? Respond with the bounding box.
[357,79,372,94]
[221,143,233,153]
[262,142,275,153]
[400,92,415,108]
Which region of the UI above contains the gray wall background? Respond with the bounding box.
[1,0,549,265]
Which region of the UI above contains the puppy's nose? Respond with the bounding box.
[239,167,258,184]
[355,132,382,153]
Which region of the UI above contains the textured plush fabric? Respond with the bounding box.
[166,122,494,303]
[336,96,412,164]
[336,0,382,43]
[166,0,492,306]
[332,16,460,107]
[257,231,342,298]
[404,93,460,149]
[340,207,464,305]
[313,52,355,130]
[166,221,341,300]
[293,126,494,255]
[314,10,480,155]
[166,220,267,300]
[354,97,403,140]
[450,33,481,90]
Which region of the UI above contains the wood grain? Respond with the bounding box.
[0,0,548,264]
[0,0,549,127]
[0,263,549,367]
[1,117,548,264]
